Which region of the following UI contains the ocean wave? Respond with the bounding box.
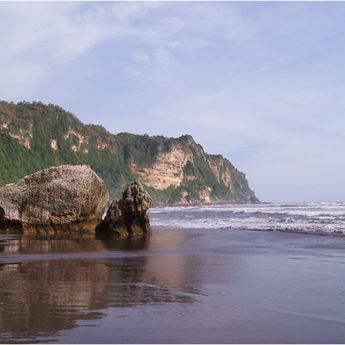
[149,202,345,235]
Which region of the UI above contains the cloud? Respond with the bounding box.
[0,2,257,96]
[153,49,174,65]
[134,50,151,64]
[0,2,177,98]
[1,2,345,202]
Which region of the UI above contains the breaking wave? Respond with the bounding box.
[149,202,345,235]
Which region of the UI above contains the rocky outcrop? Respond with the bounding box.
[0,164,109,233]
[96,181,152,238]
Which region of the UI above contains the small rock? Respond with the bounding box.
[96,181,152,238]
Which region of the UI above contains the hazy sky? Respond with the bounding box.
[1,1,345,203]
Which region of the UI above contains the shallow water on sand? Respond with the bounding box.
[1,226,345,343]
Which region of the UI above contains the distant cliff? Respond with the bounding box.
[0,101,258,205]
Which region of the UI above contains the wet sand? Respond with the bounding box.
[1,227,345,343]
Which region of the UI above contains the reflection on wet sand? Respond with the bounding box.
[0,233,203,343]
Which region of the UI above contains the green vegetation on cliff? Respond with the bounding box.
[0,101,258,205]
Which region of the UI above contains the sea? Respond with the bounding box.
[1,202,345,343]
[150,202,345,235]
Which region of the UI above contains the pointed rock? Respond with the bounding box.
[96,181,152,238]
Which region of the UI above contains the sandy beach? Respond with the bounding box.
[1,226,345,343]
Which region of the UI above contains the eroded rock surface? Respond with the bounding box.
[96,181,152,238]
[0,164,109,233]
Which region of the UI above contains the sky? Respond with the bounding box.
[1,1,345,203]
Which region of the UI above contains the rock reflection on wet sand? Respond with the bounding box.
[0,232,202,343]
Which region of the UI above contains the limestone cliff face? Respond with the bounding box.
[131,144,193,190]
[128,135,257,205]
[0,101,258,205]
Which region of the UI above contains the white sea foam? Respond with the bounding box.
[149,202,345,235]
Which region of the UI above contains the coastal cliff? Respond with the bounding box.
[0,101,258,205]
